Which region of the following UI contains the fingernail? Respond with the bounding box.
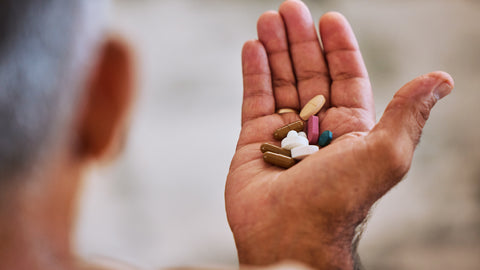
[433,82,453,100]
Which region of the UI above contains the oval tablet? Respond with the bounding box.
[260,143,291,157]
[300,95,326,121]
[263,151,296,169]
[273,120,305,140]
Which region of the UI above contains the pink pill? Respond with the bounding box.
[307,115,319,144]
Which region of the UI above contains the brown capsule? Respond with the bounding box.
[263,151,296,169]
[260,143,291,157]
[273,120,305,140]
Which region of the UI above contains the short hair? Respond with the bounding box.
[0,0,108,181]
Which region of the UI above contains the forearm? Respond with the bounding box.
[237,245,354,270]
[234,226,356,270]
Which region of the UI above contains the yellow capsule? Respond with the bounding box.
[273,120,305,140]
[263,151,296,169]
[260,143,291,157]
[299,95,326,121]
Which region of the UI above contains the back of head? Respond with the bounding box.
[0,0,107,181]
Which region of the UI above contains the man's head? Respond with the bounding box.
[0,1,134,267]
[0,0,134,183]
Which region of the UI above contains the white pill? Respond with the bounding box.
[287,130,297,137]
[291,145,319,160]
[281,131,309,150]
[298,131,307,138]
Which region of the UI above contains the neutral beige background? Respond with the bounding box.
[75,0,480,269]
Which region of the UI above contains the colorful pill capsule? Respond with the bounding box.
[260,143,291,157]
[281,130,309,150]
[291,145,319,160]
[318,130,333,147]
[273,120,305,140]
[263,151,296,169]
[307,115,319,144]
[299,95,326,121]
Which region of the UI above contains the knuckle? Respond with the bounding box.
[331,70,365,82]
[272,77,296,89]
[296,70,330,83]
[411,95,436,145]
[415,95,436,129]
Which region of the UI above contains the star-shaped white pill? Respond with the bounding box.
[281,130,309,150]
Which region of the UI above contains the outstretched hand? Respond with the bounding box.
[225,1,453,269]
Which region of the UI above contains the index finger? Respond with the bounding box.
[241,40,275,126]
[279,0,331,109]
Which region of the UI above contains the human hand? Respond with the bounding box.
[225,0,453,269]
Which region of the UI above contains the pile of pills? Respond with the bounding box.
[261,95,333,169]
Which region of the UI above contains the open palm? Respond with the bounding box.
[225,1,453,269]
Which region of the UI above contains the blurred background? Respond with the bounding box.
[74,0,480,269]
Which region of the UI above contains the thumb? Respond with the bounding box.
[367,71,454,187]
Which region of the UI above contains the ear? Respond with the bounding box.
[77,37,135,161]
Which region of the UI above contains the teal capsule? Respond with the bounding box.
[318,130,333,147]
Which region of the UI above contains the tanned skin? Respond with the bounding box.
[226,1,453,269]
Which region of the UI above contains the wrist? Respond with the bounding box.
[234,223,355,270]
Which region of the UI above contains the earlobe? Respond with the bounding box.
[77,36,135,161]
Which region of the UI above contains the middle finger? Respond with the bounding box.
[279,0,330,111]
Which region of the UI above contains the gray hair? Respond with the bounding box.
[0,0,108,181]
